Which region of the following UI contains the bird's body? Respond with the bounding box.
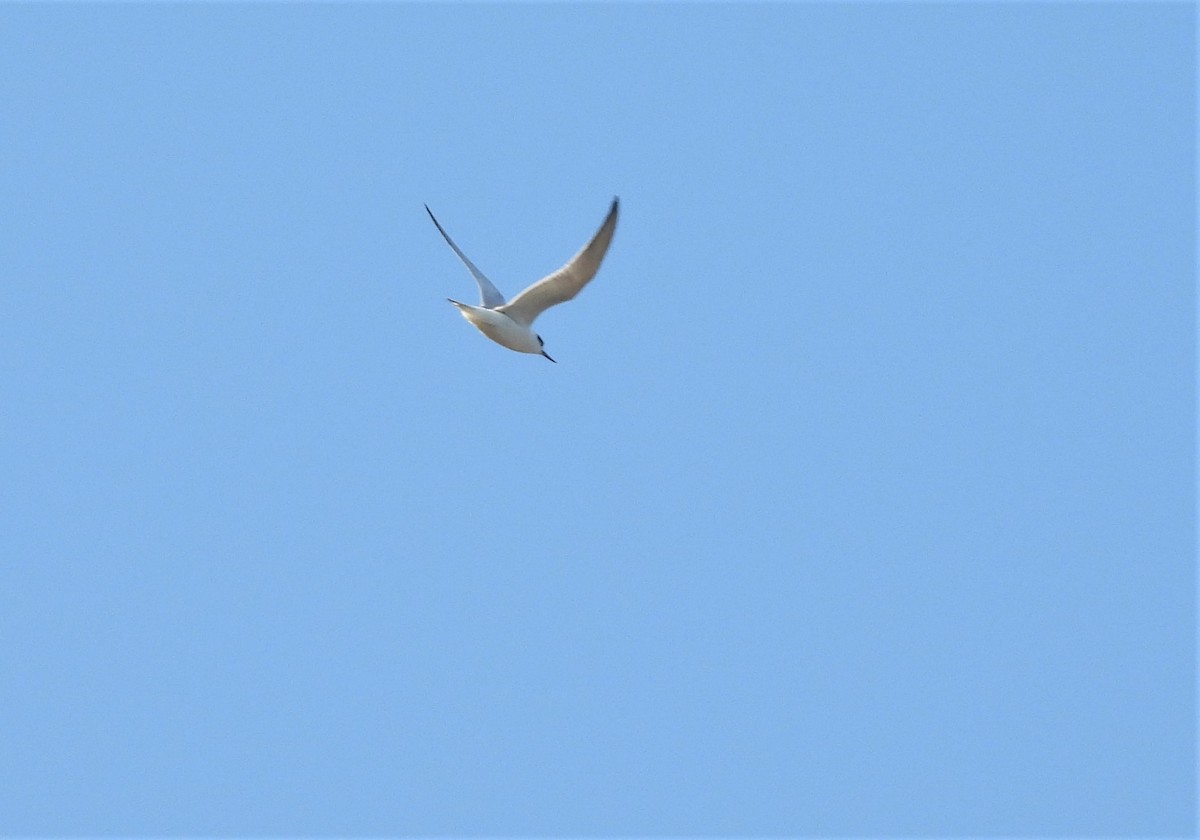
[426,198,619,362]
[446,299,544,355]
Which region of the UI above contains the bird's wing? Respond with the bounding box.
[425,205,506,308]
[498,198,619,327]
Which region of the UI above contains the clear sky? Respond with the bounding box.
[0,3,1194,836]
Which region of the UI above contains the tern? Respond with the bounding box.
[425,198,619,362]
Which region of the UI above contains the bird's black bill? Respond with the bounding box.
[541,351,556,363]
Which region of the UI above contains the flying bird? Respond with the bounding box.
[425,198,619,362]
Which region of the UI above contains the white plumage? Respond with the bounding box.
[426,198,619,362]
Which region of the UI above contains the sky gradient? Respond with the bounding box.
[0,3,1194,835]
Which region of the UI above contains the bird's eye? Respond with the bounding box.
[537,336,544,347]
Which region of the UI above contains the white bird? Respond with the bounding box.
[425,198,619,362]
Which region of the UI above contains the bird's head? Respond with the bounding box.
[537,335,555,363]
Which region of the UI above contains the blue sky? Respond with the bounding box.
[0,3,1194,836]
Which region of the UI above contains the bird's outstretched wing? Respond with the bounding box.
[498,198,619,327]
[425,204,506,308]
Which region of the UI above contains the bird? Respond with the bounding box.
[425,198,619,362]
